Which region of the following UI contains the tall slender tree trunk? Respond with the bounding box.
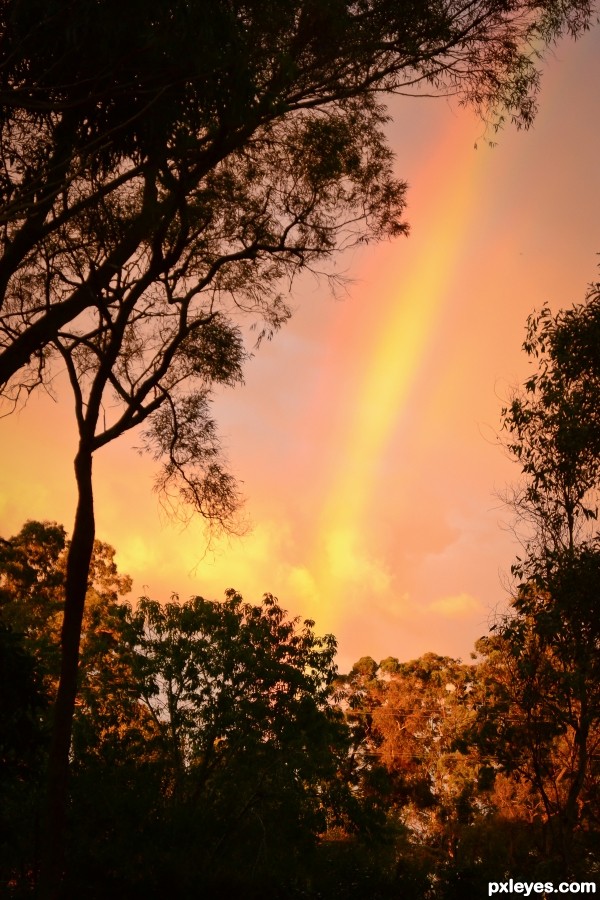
[39,445,95,899]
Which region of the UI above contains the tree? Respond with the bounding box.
[2,3,597,892]
[71,591,350,896]
[502,279,600,556]
[476,565,600,876]
[123,591,342,787]
[0,521,131,684]
[0,521,135,892]
[0,528,354,895]
[0,620,49,892]
[479,280,600,873]
[0,520,67,684]
[0,0,594,389]
[334,653,497,894]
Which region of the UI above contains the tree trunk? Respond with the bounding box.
[39,445,95,899]
[559,717,589,873]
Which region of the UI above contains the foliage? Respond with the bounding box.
[0,520,67,677]
[63,592,358,897]
[0,521,131,691]
[333,653,506,895]
[0,522,134,893]
[480,279,600,874]
[1,0,596,393]
[0,523,65,890]
[1,525,363,895]
[3,514,598,896]
[502,280,600,555]
[475,549,600,874]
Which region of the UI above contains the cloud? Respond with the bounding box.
[286,565,320,607]
[428,592,482,619]
[325,527,392,595]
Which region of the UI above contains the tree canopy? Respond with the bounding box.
[478,279,600,872]
[0,0,595,392]
[0,527,354,897]
[502,279,600,556]
[2,515,599,895]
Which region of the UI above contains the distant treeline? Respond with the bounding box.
[1,519,598,898]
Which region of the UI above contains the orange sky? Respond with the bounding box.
[1,27,599,671]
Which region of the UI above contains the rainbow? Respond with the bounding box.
[308,113,488,623]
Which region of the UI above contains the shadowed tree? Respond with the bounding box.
[476,567,600,876]
[70,591,349,896]
[0,0,596,389]
[477,280,600,873]
[0,522,134,892]
[502,280,600,555]
[0,521,67,684]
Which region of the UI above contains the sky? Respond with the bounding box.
[1,26,599,672]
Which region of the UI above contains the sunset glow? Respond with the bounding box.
[312,119,484,625]
[1,28,599,671]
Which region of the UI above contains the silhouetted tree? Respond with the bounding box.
[0,521,67,685]
[502,279,600,556]
[0,521,134,893]
[39,292,246,893]
[476,568,600,876]
[478,280,600,873]
[0,0,594,390]
[0,620,48,893]
[97,591,349,894]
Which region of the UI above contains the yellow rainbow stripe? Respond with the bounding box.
[310,116,486,620]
